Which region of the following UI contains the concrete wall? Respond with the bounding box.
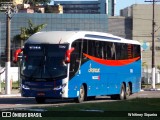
[108,16,132,39]
[0,67,19,82]
[142,68,160,84]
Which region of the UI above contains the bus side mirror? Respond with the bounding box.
[65,47,75,64]
[13,48,23,63]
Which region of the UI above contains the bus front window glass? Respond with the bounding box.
[21,44,68,80]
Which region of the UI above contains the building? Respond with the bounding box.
[121,4,160,69]
[108,16,132,39]
[54,0,116,16]
[45,4,63,13]
[0,13,108,66]
[0,0,116,67]
[0,0,23,11]
[13,0,23,5]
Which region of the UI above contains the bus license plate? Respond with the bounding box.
[37,92,45,96]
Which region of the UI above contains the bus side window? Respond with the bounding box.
[95,41,100,58]
[95,41,104,59]
[104,42,115,60]
[82,40,88,59]
[133,45,141,58]
[88,40,94,56]
[115,43,121,60]
[111,43,116,60]
[121,43,128,60]
[69,40,82,78]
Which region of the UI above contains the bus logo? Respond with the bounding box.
[88,64,100,73]
[59,45,66,48]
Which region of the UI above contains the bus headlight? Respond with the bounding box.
[21,84,30,90]
[53,83,66,90]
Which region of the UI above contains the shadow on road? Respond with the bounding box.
[0,96,112,105]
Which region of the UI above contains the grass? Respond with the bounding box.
[1,98,160,120]
[1,82,20,89]
[44,98,160,111]
[141,84,160,89]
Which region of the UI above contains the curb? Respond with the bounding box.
[0,94,21,98]
[143,88,160,91]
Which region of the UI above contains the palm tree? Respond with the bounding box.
[13,19,47,47]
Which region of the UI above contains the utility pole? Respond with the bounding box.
[5,5,17,94]
[152,0,156,89]
[145,0,160,89]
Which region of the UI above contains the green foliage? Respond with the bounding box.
[142,62,147,67]
[19,19,46,40]
[157,65,160,70]
[13,19,47,47]
[23,0,51,5]
[45,5,54,13]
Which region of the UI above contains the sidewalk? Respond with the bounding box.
[0,88,21,97]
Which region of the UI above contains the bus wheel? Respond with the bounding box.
[76,85,86,103]
[88,96,96,101]
[110,95,118,100]
[125,83,131,99]
[119,84,125,100]
[35,97,46,104]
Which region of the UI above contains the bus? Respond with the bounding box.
[14,31,141,103]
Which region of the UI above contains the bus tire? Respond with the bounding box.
[76,85,86,103]
[110,95,118,100]
[119,84,125,100]
[125,83,131,99]
[88,96,96,101]
[35,97,46,104]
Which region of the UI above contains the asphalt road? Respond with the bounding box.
[0,90,160,110]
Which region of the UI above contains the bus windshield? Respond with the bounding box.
[21,44,69,81]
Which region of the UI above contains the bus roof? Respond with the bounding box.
[26,31,140,45]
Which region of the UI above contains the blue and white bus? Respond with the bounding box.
[14,31,141,103]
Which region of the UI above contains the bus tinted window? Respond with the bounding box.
[70,39,82,78]
[133,45,141,58]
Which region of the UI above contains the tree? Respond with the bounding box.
[23,0,51,6]
[13,19,47,47]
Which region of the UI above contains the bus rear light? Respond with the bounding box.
[65,47,75,63]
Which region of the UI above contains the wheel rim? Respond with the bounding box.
[120,85,125,100]
[126,86,131,96]
[121,88,124,97]
[80,86,84,100]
